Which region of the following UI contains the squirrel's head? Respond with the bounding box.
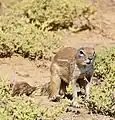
[76,47,96,67]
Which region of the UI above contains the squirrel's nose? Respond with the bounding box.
[88,57,93,61]
[85,59,91,64]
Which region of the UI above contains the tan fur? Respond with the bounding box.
[49,47,76,101]
[48,47,96,105]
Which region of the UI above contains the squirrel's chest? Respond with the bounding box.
[71,63,93,79]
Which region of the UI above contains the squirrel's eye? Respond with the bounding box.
[79,50,85,57]
[80,50,84,55]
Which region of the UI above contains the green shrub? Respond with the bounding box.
[94,47,115,79]
[0,9,61,60]
[14,0,94,31]
[0,0,95,59]
[90,47,115,117]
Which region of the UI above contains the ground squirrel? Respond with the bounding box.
[49,46,96,107]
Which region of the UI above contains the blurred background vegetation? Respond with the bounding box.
[0,0,95,60]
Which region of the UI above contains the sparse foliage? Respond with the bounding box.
[0,0,95,60]
[90,47,115,117]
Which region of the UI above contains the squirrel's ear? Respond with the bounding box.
[93,51,96,58]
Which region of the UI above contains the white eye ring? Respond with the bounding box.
[79,54,84,57]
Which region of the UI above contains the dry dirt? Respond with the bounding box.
[0,0,115,120]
